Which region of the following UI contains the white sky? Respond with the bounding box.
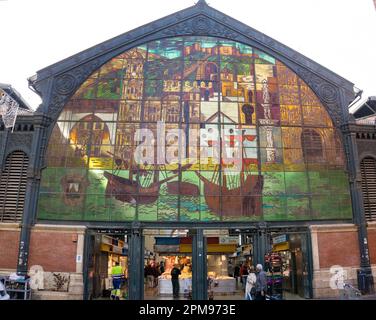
[0,0,375,111]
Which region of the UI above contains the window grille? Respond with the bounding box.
[0,151,29,223]
[360,157,376,221]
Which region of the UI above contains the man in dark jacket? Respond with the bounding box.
[234,264,240,287]
[255,264,267,301]
[171,264,181,299]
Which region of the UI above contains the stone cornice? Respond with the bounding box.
[0,223,21,231]
[32,224,87,234]
[310,224,357,233]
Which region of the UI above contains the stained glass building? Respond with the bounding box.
[0,0,375,300]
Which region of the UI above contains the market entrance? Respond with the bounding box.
[144,229,193,300]
[203,228,313,300]
[266,229,313,300]
[83,226,313,300]
[84,229,129,300]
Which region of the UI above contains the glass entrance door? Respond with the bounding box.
[143,229,193,300]
[204,229,246,301]
[268,230,313,300]
[84,230,129,300]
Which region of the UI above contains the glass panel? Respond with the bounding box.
[39,36,351,223]
[280,105,302,126]
[303,106,333,127]
[200,196,221,222]
[262,172,286,196]
[286,196,310,220]
[263,196,287,221]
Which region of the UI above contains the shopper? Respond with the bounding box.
[228,261,234,278]
[153,262,161,288]
[111,262,124,300]
[234,264,240,287]
[255,264,267,301]
[171,264,181,299]
[240,263,249,289]
[145,263,154,289]
[245,266,257,300]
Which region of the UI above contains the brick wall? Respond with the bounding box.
[368,228,376,265]
[28,231,77,273]
[317,230,360,268]
[0,229,20,269]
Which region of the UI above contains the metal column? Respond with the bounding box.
[128,226,144,300]
[253,224,270,267]
[192,229,207,300]
[16,120,46,276]
[342,127,374,294]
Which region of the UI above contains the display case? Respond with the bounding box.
[158,274,192,295]
[207,255,237,295]
[209,275,237,294]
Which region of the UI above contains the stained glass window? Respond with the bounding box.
[38,37,352,222]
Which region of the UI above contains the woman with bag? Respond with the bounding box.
[245,266,257,300]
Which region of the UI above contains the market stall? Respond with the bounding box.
[153,236,239,297]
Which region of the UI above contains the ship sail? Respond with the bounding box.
[195,128,263,217]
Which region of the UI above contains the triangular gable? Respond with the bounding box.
[29,0,354,126]
[206,111,237,124]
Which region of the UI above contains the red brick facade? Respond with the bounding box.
[367,228,376,265]
[0,230,20,270]
[28,231,77,273]
[317,230,360,268]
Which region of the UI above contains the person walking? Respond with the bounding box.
[111,262,124,300]
[255,264,267,301]
[240,263,249,290]
[171,264,181,299]
[145,263,154,289]
[153,262,161,288]
[234,264,240,288]
[245,266,257,300]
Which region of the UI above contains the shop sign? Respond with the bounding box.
[154,245,180,253]
[272,235,288,245]
[113,246,123,254]
[101,235,112,245]
[219,236,239,244]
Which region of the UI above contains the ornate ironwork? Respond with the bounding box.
[31,1,353,126]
